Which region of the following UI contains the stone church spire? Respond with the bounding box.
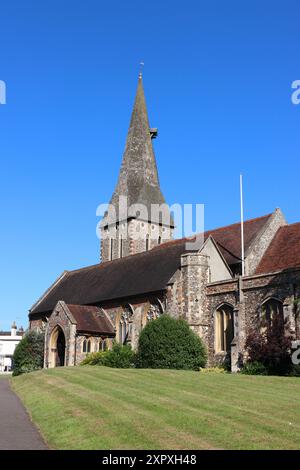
[110,75,166,212]
[100,76,174,262]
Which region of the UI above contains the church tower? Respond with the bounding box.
[100,75,174,262]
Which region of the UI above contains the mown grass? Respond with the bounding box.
[12,367,300,450]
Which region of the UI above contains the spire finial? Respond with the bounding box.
[139,61,144,79]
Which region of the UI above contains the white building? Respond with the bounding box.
[0,322,24,372]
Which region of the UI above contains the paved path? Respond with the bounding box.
[0,378,47,450]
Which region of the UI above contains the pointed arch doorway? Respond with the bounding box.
[49,326,66,368]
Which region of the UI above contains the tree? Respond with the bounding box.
[13,330,44,376]
[244,313,292,375]
[135,315,207,370]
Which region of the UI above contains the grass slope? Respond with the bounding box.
[12,367,300,450]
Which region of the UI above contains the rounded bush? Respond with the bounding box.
[135,314,207,370]
[13,330,44,376]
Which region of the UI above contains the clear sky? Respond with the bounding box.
[0,0,299,330]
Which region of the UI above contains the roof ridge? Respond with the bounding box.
[151,236,194,250]
[152,213,273,251]
[204,213,273,234]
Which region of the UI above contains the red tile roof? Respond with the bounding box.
[30,213,273,316]
[204,214,272,264]
[152,213,272,265]
[256,223,300,274]
[66,304,114,335]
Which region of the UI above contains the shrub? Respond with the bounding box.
[80,343,135,368]
[135,314,207,370]
[13,330,44,376]
[80,351,106,366]
[240,361,268,376]
[102,342,135,368]
[244,313,292,375]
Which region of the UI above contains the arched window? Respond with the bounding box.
[146,303,163,322]
[261,299,283,325]
[146,234,149,251]
[98,339,107,351]
[118,319,123,343]
[118,307,133,344]
[158,236,161,245]
[82,339,87,353]
[87,339,91,353]
[215,304,234,353]
[119,318,128,344]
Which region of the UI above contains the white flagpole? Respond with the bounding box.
[240,174,245,276]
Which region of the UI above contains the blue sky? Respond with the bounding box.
[0,0,299,330]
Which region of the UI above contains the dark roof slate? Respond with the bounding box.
[30,213,273,316]
[31,240,187,315]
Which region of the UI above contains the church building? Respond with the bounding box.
[29,75,300,371]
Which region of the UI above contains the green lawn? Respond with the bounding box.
[12,367,300,450]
